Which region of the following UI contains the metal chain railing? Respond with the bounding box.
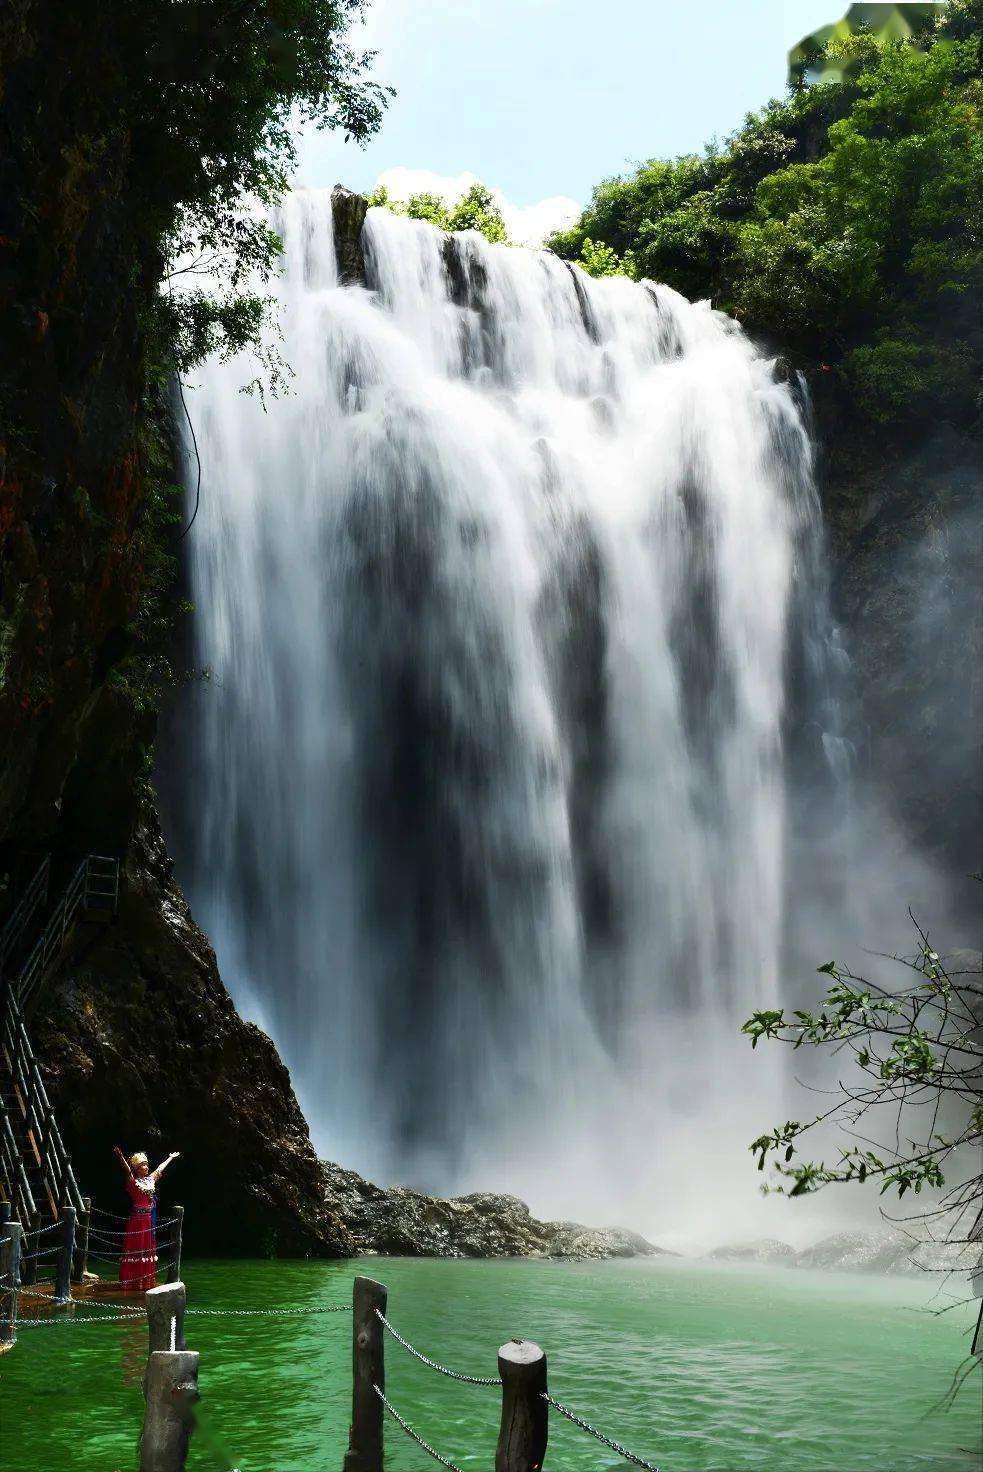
[22,1218,62,1238]
[543,1392,660,1471]
[10,1284,351,1320]
[13,1285,141,1309]
[373,1385,467,1472]
[15,1311,148,1328]
[184,1304,352,1318]
[85,1214,181,1235]
[375,1308,501,1385]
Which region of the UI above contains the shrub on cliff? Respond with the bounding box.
[549,3,982,435]
[367,181,510,245]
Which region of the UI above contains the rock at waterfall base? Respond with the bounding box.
[322,1163,670,1259]
[708,1225,980,1276]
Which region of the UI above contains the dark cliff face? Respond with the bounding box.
[31,812,353,1256]
[0,9,349,1255]
[814,388,982,900]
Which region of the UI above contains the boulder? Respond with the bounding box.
[794,1228,979,1276]
[322,1162,667,1260]
[708,1238,797,1264]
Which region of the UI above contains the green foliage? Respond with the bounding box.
[577,237,639,280]
[368,181,510,245]
[548,10,983,434]
[110,0,390,375]
[743,913,982,1209]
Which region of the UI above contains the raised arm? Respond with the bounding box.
[152,1151,180,1181]
[113,1144,133,1177]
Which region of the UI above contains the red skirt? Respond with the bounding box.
[119,1206,157,1291]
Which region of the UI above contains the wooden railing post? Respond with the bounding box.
[0,1220,23,1347]
[496,1340,548,1472]
[140,1350,199,1472]
[166,1205,184,1283]
[54,1205,76,1301]
[18,1212,37,1287]
[146,1280,187,1355]
[343,1275,387,1472]
[74,1196,91,1282]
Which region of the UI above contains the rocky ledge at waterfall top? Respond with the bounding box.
[322,1163,665,1259]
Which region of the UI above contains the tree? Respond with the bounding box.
[0,1,391,745]
[368,181,510,245]
[743,905,982,1379]
[547,8,983,435]
[576,237,638,280]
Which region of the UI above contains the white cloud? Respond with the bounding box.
[372,167,580,248]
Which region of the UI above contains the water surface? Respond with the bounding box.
[2,1256,979,1471]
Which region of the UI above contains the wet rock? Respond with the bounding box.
[820,422,983,888]
[708,1238,797,1264]
[794,1228,979,1277]
[323,1163,668,1259]
[331,186,368,285]
[33,805,354,1258]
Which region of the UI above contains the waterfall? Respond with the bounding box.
[166,190,837,1241]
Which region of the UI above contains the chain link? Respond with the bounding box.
[88,1207,179,1228]
[375,1309,501,1385]
[15,1287,144,1312]
[12,1286,349,1319]
[15,1312,146,1328]
[374,1385,468,1472]
[82,1217,180,1241]
[185,1304,351,1318]
[88,1206,130,1223]
[19,1219,63,1238]
[543,1393,660,1471]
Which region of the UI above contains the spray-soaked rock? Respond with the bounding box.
[707,1238,797,1264]
[331,186,368,285]
[322,1162,669,1259]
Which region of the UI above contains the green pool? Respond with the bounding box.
[1,1256,979,1471]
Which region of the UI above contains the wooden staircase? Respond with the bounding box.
[0,855,120,1238]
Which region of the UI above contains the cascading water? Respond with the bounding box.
[166,189,844,1241]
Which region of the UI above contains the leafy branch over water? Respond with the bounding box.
[743,908,982,1207]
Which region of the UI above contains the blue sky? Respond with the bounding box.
[295,0,849,230]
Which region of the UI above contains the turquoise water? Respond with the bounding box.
[1,1256,979,1472]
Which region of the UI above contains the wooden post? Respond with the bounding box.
[140,1349,199,1472]
[19,1212,38,1287]
[166,1205,184,1284]
[146,1280,187,1356]
[0,1221,22,1347]
[496,1340,548,1472]
[343,1275,387,1472]
[54,1205,76,1301]
[74,1196,91,1282]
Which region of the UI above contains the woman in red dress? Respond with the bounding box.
[113,1145,180,1291]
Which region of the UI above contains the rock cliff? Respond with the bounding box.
[30,811,355,1257]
